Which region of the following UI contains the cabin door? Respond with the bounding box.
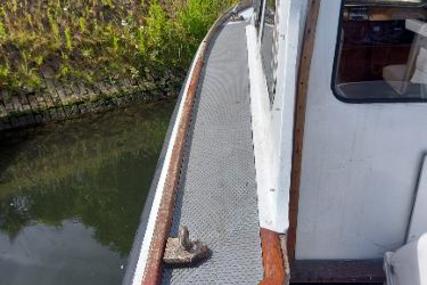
[295,1,427,260]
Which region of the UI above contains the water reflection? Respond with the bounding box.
[0,100,174,284]
[0,221,123,285]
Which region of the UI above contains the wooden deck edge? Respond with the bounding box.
[141,6,240,285]
[259,228,287,285]
[142,55,204,285]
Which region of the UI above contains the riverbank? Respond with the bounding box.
[0,76,172,131]
[0,0,236,130]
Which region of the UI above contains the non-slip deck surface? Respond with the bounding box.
[161,22,263,284]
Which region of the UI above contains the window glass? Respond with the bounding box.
[333,0,427,102]
[254,0,264,30]
[261,0,278,104]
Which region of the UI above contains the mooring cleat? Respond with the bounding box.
[163,226,209,266]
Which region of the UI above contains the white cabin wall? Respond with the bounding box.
[296,0,427,260]
[271,0,308,234]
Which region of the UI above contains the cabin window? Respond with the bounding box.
[261,0,278,104]
[333,0,427,102]
[254,0,264,30]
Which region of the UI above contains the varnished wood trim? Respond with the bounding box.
[290,259,385,283]
[142,55,204,285]
[287,0,321,263]
[259,228,286,285]
[141,7,236,285]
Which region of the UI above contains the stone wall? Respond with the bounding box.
[0,78,169,131]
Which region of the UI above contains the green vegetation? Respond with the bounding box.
[0,0,236,94]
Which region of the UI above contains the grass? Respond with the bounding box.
[0,0,237,95]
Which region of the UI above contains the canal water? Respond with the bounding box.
[0,100,175,285]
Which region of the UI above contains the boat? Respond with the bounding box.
[124,0,427,284]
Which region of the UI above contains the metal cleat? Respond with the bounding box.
[163,226,210,266]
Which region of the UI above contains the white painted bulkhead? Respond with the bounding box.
[296,0,427,259]
[246,0,308,233]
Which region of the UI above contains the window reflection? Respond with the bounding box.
[334,1,427,101]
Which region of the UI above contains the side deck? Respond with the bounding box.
[161,21,263,284]
[122,11,269,285]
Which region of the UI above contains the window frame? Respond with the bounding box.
[331,0,427,103]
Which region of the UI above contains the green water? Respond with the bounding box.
[0,100,175,285]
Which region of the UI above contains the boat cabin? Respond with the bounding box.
[125,0,427,284]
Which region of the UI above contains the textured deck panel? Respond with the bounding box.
[162,22,263,284]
